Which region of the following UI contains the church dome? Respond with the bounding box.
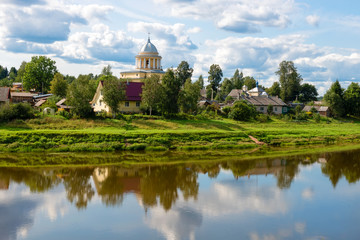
[140,37,158,54]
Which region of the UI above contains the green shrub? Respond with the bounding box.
[229,101,257,121]
[0,103,34,122]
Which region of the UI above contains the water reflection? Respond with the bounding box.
[1,149,360,239]
[1,150,360,211]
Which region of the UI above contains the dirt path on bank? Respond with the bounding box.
[248,135,266,145]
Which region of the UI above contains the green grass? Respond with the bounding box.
[0,115,360,154]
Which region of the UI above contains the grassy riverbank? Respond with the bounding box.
[0,115,360,154]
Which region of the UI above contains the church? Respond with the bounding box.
[91,37,165,113]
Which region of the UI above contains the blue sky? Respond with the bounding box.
[1,0,360,95]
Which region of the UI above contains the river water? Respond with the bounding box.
[1,148,360,240]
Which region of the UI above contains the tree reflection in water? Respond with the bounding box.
[1,149,360,210]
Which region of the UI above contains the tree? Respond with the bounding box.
[228,101,257,121]
[344,82,360,116]
[50,73,68,98]
[208,64,223,92]
[243,76,256,89]
[196,75,204,89]
[141,75,164,116]
[67,75,97,118]
[276,60,302,102]
[0,65,8,80]
[324,80,345,117]
[161,69,182,114]
[23,56,57,93]
[102,76,126,118]
[266,82,281,96]
[299,83,318,103]
[178,78,201,113]
[220,78,234,98]
[101,65,113,76]
[15,61,27,83]
[175,61,193,86]
[267,104,273,115]
[231,69,244,89]
[8,67,17,81]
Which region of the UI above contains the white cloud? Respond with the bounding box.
[306,15,320,27]
[155,0,296,33]
[191,34,360,94]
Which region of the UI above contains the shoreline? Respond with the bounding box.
[1,142,360,167]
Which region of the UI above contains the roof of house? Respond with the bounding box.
[303,105,329,112]
[241,95,287,106]
[10,92,34,98]
[33,94,53,100]
[248,86,265,93]
[126,82,143,101]
[0,87,10,102]
[227,89,244,99]
[56,98,67,107]
[34,99,46,107]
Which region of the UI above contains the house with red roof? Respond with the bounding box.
[91,81,143,113]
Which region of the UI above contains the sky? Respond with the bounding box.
[1,0,360,95]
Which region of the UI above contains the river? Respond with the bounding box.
[1,148,360,239]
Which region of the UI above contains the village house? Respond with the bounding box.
[10,92,34,103]
[302,105,331,117]
[91,37,165,114]
[91,81,143,113]
[225,83,288,114]
[240,95,288,114]
[0,87,11,104]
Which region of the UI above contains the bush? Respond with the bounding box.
[313,113,321,123]
[228,101,257,121]
[0,103,35,122]
[257,114,269,123]
[222,106,231,117]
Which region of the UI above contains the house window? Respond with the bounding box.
[260,107,264,111]
[99,100,102,106]
[136,74,138,76]
[100,90,103,96]
[125,101,129,107]
[275,107,278,111]
[136,101,140,107]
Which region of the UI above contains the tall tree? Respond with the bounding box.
[324,80,345,117]
[0,65,8,80]
[102,77,126,118]
[266,82,281,96]
[67,75,97,117]
[15,61,27,83]
[178,78,201,113]
[101,65,113,76]
[196,75,204,89]
[220,78,234,98]
[50,73,68,98]
[175,61,193,86]
[276,60,302,102]
[243,76,256,89]
[23,56,57,93]
[299,83,318,103]
[208,64,223,92]
[344,82,360,116]
[161,69,182,114]
[231,69,244,89]
[141,75,164,116]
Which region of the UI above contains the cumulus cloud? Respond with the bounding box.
[306,15,320,27]
[0,2,114,45]
[155,0,295,33]
[192,34,360,95]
